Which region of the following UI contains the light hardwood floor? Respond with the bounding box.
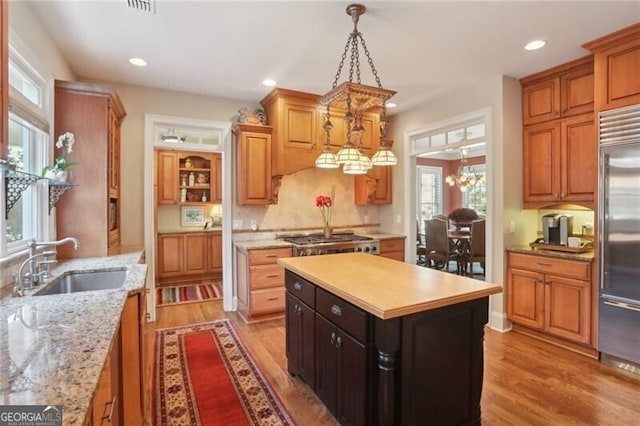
[146,299,640,425]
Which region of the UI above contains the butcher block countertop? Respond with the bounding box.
[278,253,502,319]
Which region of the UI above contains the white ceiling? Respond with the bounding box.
[26,1,640,115]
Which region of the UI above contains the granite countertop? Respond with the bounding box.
[359,233,406,240]
[279,253,502,319]
[233,239,294,251]
[506,246,595,262]
[0,250,147,425]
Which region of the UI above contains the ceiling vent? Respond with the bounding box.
[127,0,155,13]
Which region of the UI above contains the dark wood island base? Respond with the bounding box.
[285,267,492,425]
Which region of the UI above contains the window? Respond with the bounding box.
[462,164,487,214]
[417,166,443,234]
[2,38,52,256]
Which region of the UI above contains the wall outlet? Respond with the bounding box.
[250,219,258,231]
[509,221,516,234]
[364,215,370,224]
[233,219,243,230]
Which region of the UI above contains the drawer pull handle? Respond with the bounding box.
[103,396,116,422]
[294,282,302,291]
[265,254,278,258]
[330,332,336,345]
[336,336,342,348]
[266,297,279,301]
[536,262,552,267]
[265,274,279,278]
[331,305,342,317]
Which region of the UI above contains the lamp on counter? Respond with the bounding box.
[315,3,397,175]
[445,147,484,192]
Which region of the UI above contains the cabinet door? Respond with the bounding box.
[108,105,121,198]
[589,28,640,111]
[236,126,273,205]
[208,233,222,272]
[522,77,561,125]
[157,234,184,277]
[560,114,596,203]
[545,274,591,344]
[315,314,338,415]
[560,64,594,118]
[523,121,561,206]
[280,100,318,174]
[507,268,545,330]
[336,329,367,426]
[286,293,316,388]
[184,233,207,275]
[157,151,179,204]
[286,292,302,377]
[212,153,222,203]
[355,166,392,205]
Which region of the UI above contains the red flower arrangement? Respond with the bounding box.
[315,186,335,230]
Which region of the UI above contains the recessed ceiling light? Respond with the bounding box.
[524,40,546,51]
[129,57,147,67]
[386,102,397,108]
[262,79,277,87]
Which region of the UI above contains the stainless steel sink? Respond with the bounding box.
[34,269,127,296]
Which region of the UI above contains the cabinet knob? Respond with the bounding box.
[331,305,342,317]
[294,282,302,291]
[330,332,336,345]
[336,336,342,348]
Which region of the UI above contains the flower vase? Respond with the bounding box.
[55,170,68,183]
[323,224,333,239]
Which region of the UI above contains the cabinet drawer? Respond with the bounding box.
[249,247,293,265]
[250,264,285,289]
[380,238,404,252]
[316,287,367,343]
[251,287,285,314]
[508,252,590,281]
[285,271,316,307]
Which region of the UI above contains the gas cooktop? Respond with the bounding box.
[282,233,373,246]
[279,232,380,256]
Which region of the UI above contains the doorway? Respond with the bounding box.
[144,114,233,321]
[405,108,493,283]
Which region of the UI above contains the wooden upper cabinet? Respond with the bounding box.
[583,23,640,111]
[0,0,7,159]
[523,113,595,208]
[234,124,273,205]
[521,56,594,126]
[156,150,179,204]
[54,80,126,259]
[261,88,321,176]
[355,165,392,205]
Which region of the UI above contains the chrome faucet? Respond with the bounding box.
[25,237,80,286]
[12,251,58,297]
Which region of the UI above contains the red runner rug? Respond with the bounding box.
[153,319,295,425]
[156,283,222,306]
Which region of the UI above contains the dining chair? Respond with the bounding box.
[424,218,458,272]
[463,219,486,277]
[416,219,427,266]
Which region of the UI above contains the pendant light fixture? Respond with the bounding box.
[445,147,484,192]
[316,3,397,174]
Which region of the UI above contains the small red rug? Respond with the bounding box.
[156,283,222,306]
[153,319,295,426]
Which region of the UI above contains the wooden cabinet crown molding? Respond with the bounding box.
[582,22,640,52]
[519,55,594,86]
[55,80,126,119]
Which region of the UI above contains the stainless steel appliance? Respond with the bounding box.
[542,214,573,246]
[281,231,380,256]
[598,104,640,372]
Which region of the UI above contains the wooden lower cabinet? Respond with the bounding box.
[379,237,405,261]
[285,287,316,388]
[87,292,144,426]
[236,246,292,322]
[507,252,593,348]
[157,232,222,283]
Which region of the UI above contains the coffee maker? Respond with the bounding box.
[542,214,573,246]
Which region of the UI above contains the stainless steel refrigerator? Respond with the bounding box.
[598,104,640,370]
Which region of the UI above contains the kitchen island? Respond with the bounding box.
[279,253,502,426]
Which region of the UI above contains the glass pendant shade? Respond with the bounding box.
[371,147,397,166]
[359,152,373,169]
[342,160,368,175]
[335,142,361,164]
[315,148,339,168]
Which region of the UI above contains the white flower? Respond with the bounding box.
[56,132,75,154]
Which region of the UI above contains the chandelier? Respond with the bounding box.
[315,4,397,174]
[445,148,484,192]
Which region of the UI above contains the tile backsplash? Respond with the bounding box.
[537,208,595,237]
